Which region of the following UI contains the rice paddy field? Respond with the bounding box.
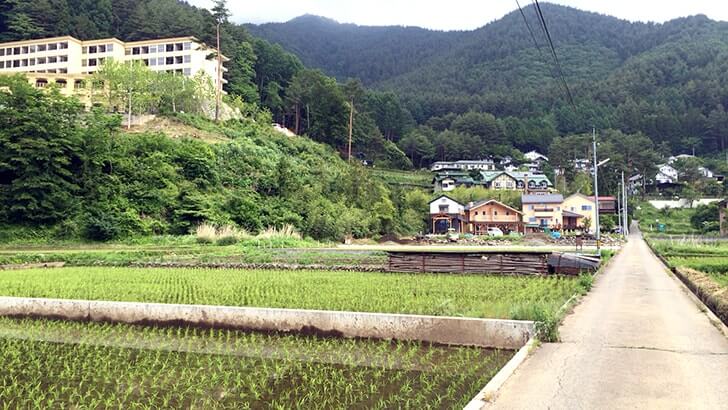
[0,317,513,408]
[0,266,584,320]
[650,240,728,287]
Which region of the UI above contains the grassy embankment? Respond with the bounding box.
[634,202,699,235]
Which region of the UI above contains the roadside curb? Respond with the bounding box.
[463,337,537,409]
[645,241,728,337]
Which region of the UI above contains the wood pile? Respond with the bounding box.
[387,252,549,275]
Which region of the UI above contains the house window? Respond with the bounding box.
[38,44,46,52]
[59,55,68,62]
[0,62,4,69]
[506,211,511,216]
[59,42,68,49]
[13,47,20,54]
[107,44,114,52]
[494,211,498,216]
[48,56,57,64]
[183,55,191,63]
[82,46,88,54]
[20,59,28,67]
[58,68,67,73]
[175,43,183,51]
[88,59,97,66]
[142,46,149,54]
[158,57,165,65]
[439,205,449,213]
[12,60,19,68]
[37,57,46,64]
[581,205,592,211]
[529,217,537,223]
[183,67,191,76]
[149,45,156,53]
[99,45,107,53]
[132,47,140,55]
[82,59,87,67]
[175,56,183,64]
[474,211,479,216]
[21,46,28,54]
[184,42,192,50]
[48,43,57,51]
[149,58,156,66]
[166,44,174,52]
[0,49,4,56]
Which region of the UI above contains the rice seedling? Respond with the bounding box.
[0,317,514,408]
[0,266,584,320]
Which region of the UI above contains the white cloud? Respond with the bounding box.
[189,0,728,30]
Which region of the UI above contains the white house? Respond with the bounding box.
[430,160,496,172]
[655,164,679,184]
[429,195,466,233]
[524,151,549,163]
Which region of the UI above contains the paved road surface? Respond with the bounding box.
[490,227,728,409]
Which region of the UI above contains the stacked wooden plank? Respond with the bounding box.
[387,251,549,275]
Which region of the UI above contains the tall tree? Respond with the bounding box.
[343,79,364,161]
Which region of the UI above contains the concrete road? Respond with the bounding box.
[490,227,728,410]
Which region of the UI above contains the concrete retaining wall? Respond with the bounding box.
[0,297,533,350]
[648,198,721,209]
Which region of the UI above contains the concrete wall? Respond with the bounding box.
[0,297,533,350]
[648,198,722,209]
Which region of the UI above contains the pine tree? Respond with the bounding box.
[211,0,230,25]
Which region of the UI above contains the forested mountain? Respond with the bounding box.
[248,4,728,158]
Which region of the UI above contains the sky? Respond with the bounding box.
[188,0,728,31]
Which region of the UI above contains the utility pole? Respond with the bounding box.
[347,101,354,162]
[592,128,601,249]
[215,22,222,122]
[617,178,623,236]
[622,170,629,237]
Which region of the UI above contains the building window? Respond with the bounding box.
[529,217,537,223]
[37,57,46,64]
[107,44,114,52]
[148,45,156,53]
[166,57,174,65]
[149,58,156,66]
[131,47,139,55]
[35,78,48,88]
[82,59,87,67]
[141,46,149,54]
[55,79,67,88]
[175,43,183,51]
[0,49,4,57]
[99,45,106,53]
[88,59,97,67]
[38,44,46,52]
[12,60,19,68]
[21,46,29,54]
[157,57,165,65]
[59,55,68,62]
[74,80,85,89]
[82,46,88,54]
[439,205,449,213]
[48,56,57,64]
[183,55,191,64]
[20,59,28,67]
[530,205,534,210]
[175,56,183,64]
[142,59,149,66]
[59,42,68,49]
[184,42,192,50]
[183,67,191,76]
[125,48,131,56]
[98,58,105,65]
[166,44,174,52]
[0,62,4,69]
[48,43,57,51]
[581,205,592,211]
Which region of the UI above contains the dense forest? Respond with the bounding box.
[249,4,728,159]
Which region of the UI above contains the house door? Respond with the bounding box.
[434,219,450,234]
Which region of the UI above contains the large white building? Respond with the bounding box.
[0,35,227,98]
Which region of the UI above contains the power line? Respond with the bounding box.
[515,0,546,58]
[530,0,576,108]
